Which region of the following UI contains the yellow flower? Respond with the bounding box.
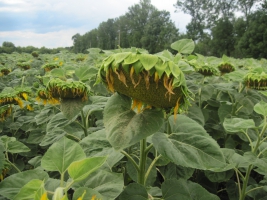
[26,104,34,111]
[40,192,49,200]
[21,92,28,101]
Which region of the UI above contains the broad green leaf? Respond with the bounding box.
[218,104,232,123]
[139,54,158,71]
[170,39,195,54]
[113,52,131,64]
[0,168,48,199]
[50,68,65,78]
[41,137,86,174]
[155,59,168,78]
[72,187,103,200]
[68,156,106,182]
[13,179,44,200]
[222,148,251,168]
[46,112,74,133]
[0,136,30,153]
[103,93,164,150]
[35,106,54,125]
[60,98,86,119]
[119,183,148,200]
[73,170,124,200]
[80,130,124,170]
[204,170,234,182]
[223,118,255,133]
[159,163,194,180]
[161,179,220,200]
[187,103,205,126]
[75,65,98,81]
[254,101,267,116]
[123,53,139,65]
[152,115,227,170]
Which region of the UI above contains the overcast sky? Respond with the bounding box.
[0,0,191,48]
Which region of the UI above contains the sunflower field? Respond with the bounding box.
[0,39,267,200]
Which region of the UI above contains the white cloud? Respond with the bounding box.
[0,0,191,48]
[0,27,88,48]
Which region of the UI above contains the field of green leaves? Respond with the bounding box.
[1,39,267,200]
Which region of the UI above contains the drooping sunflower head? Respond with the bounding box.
[244,69,267,90]
[47,78,89,101]
[0,88,24,108]
[98,52,191,113]
[36,88,60,105]
[15,87,32,101]
[0,105,12,121]
[17,61,31,70]
[41,62,61,72]
[0,67,11,76]
[195,65,219,76]
[218,62,235,74]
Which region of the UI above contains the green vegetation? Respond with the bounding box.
[0,39,267,199]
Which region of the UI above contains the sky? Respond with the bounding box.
[0,0,191,48]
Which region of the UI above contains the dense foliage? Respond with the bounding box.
[0,39,267,199]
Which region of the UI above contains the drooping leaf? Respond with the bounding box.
[41,137,86,174]
[152,115,228,170]
[119,183,148,200]
[104,93,164,150]
[161,179,220,200]
[139,54,158,71]
[60,98,85,119]
[68,156,106,182]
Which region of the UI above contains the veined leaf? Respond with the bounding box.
[161,179,220,200]
[41,137,86,174]
[103,93,164,150]
[223,118,255,133]
[152,115,228,170]
[68,156,107,182]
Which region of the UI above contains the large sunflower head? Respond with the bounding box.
[47,78,89,101]
[98,52,191,113]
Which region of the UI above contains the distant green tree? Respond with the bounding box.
[238,10,267,58]
[97,19,117,50]
[1,41,16,53]
[125,0,157,48]
[140,10,178,53]
[210,18,235,57]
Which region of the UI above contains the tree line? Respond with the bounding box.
[72,0,267,59]
[0,41,70,54]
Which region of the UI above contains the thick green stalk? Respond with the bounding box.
[138,138,147,185]
[239,118,267,200]
[80,111,88,136]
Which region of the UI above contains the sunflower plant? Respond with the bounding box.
[98,47,228,190]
